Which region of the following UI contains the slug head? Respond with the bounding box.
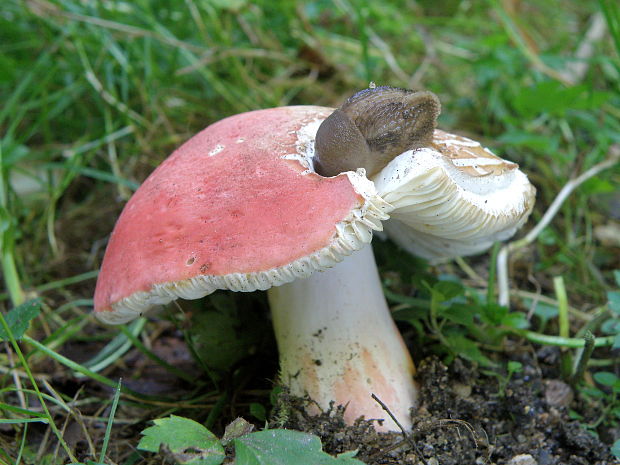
[313,86,441,177]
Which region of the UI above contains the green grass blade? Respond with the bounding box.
[22,334,180,402]
[99,379,122,463]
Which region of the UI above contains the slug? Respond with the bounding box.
[313,86,441,177]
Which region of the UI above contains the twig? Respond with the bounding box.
[497,148,620,307]
[437,418,480,449]
[43,381,98,459]
[371,393,428,465]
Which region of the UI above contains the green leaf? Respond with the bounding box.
[234,429,364,465]
[138,415,225,465]
[612,439,620,459]
[614,270,620,287]
[438,304,474,327]
[613,333,620,350]
[446,335,494,367]
[501,312,530,330]
[249,403,267,422]
[187,295,266,376]
[507,361,523,374]
[601,318,620,335]
[579,177,617,195]
[0,299,41,341]
[568,410,584,421]
[593,371,618,387]
[497,130,559,152]
[480,303,508,326]
[581,386,605,399]
[532,301,559,324]
[538,227,558,246]
[432,281,465,301]
[607,291,620,315]
[391,307,428,323]
[512,81,610,118]
[383,288,429,310]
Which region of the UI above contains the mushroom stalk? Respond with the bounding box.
[268,244,417,431]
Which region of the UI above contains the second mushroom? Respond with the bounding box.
[94,87,535,431]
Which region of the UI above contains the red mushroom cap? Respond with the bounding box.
[94,106,391,324]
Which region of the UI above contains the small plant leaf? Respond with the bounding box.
[0,299,41,341]
[507,361,523,374]
[512,81,609,118]
[446,335,494,367]
[480,303,508,326]
[249,402,267,422]
[593,371,618,388]
[187,294,266,377]
[234,429,365,465]
[138,415,225,465]
[601,318,620,335]
[607,291,620,315]
[432,281,464,301]
[612,439,620,459]
[391,307,428,323]
[581,386,605,399]
[532,301,559,324]
[438,304,474,327]
[501,312,530,330]
[497,130,560,152]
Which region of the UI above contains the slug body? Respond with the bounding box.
[314,86,441,177]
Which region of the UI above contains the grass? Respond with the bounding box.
[1,0,619,463]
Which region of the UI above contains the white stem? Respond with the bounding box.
[268,245,417,431]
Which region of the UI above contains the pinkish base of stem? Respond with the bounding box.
[268,245,417,431]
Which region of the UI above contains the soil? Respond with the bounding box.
[275,354,617,465]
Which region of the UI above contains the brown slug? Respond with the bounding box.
[313,86,441,177]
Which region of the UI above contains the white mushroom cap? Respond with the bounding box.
[373,129,536,261]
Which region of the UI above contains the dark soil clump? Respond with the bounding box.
[277,355,616,465]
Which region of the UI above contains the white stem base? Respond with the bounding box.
[268,245,417,431]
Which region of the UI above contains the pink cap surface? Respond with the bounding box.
[94,106,381,321]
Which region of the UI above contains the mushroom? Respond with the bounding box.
[94,87,535,431]
[376,129,536,261]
